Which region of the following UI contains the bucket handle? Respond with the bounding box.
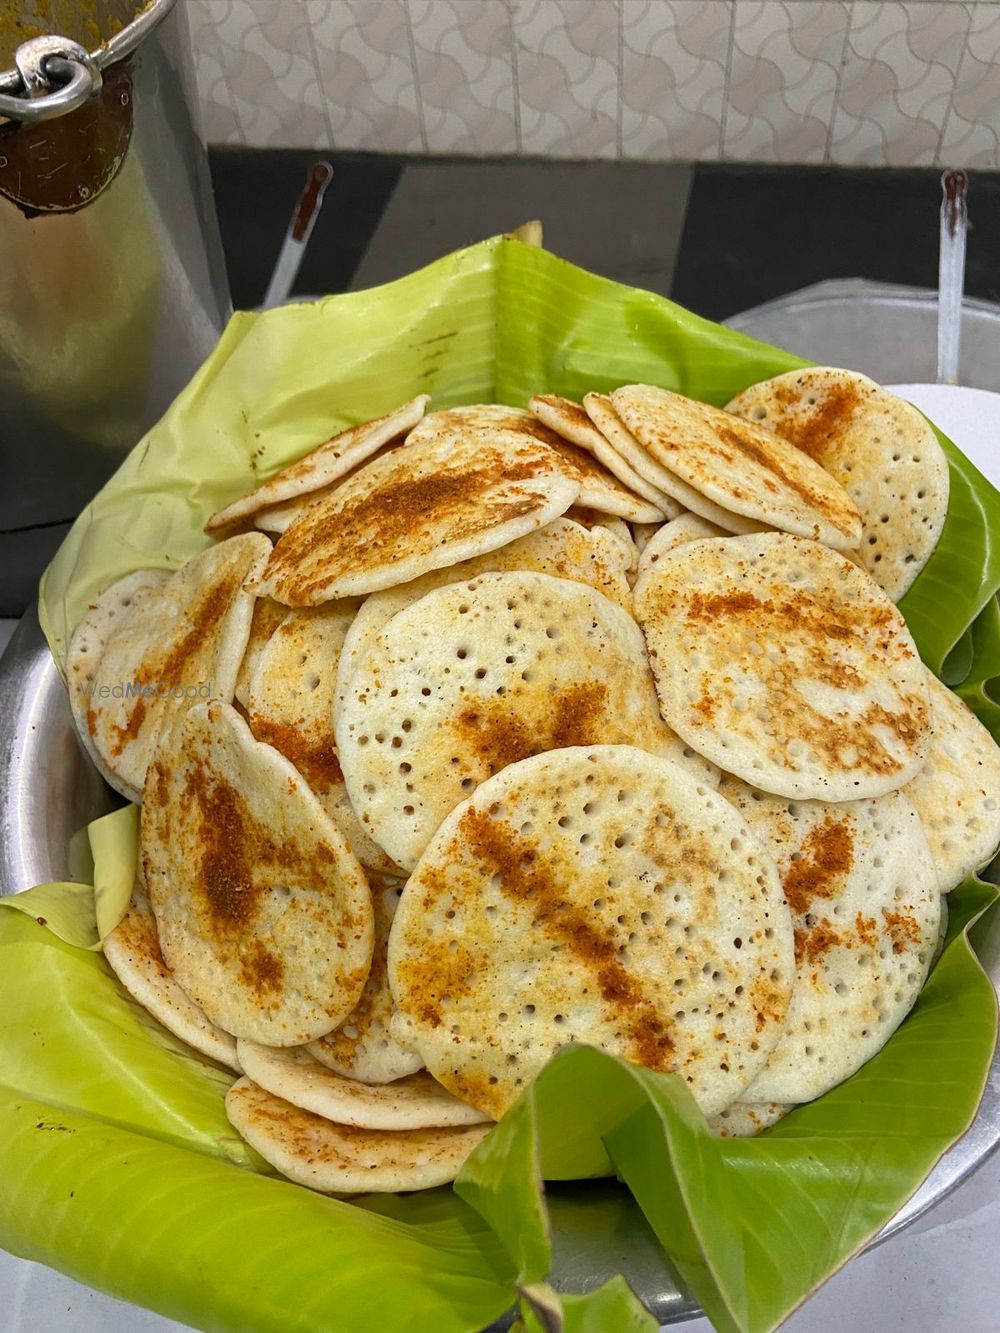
[0,37,102,124]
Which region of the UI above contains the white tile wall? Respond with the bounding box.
[184,0,1000,167]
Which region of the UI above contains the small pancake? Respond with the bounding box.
[103,878,241,1073]
[234,597,287,709]
[251,430,580,605]
[225,1078,491,1193]
[308,880,423,1084]
[611,384,863,551]
[337,572,719,870]
[235,1044,486,1130]
[388,745,794,1122]
[205,395,429,534]
[726,368,948,600]
[250,445,404,537]
[142,700,374,1046]
[905,671,1000,892]
[635,513,727,584]
[709,1103,789,1137]
[67,535,271,802]
[333,516,635,729]
[529,394,677,517]
[409,403,663,522]
[584,393,760,533]
[246,604,397,875]
[721,778,940,1104]
[634,533,930,800]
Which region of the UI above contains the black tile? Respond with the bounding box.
[352,159,692,296]
[207,148,405,309]
[672,164,1000,322]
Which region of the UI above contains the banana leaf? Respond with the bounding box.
[1,236,997,1333]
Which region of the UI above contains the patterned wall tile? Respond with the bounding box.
[830,2,972,167]
[940,5,1000,169]
[724,2,849,164]
[311,0,425,153]
[511,0,619,158]
[185,0,1000,168]
[207,0,329,149]
[409,0,517,154]
[184,0,245,145]
[620,1,730,162]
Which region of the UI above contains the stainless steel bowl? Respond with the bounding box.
[0,607,997,1323]
[725,281,1000,393]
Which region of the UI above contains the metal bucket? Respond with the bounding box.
[725,279,1000,394]
[0,0,231,613]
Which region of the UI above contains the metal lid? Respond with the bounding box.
[0,0,174,123]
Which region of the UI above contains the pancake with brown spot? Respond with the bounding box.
[225,1078,491,1193]
[611,384,863,550]
[308,878,424,1084]
[407,403,664,522]
[337,571,719,871]
[388,745,794,1122]
[233,597,287,710]
[726,368,948,600]
[584,393,763,534]
[904,670,1000,892]
[528,395,677,518]
[103,875,241,1072]
[333,516,636,731]
[67,534,271,802]
[205,395,430,535]
[246,603,398,875]
[142,700,374,1046]
[721,776,940,1103]
[251,430,580,605]
[634,533,931,800]
[235,1043,486,1129]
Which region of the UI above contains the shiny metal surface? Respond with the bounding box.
[0,37,102,123]
[725,280,1000,393]
[0,611,997,1324]
[0,0,230,613]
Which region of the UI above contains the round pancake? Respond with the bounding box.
[142,700,374,1047]
[635,513,727,585]
[235,1043,486,1130]
[611,384,863,551]
[709,1103,789,1137]
[246,604,397,875]
[308,880,423,1084]
[103,878,241,1073]
[250,445,403,537]
[721,777,940,1104]
[905,671,1000,892]
[584,392,761,534]
[634,533,930,800]
[205,395,429,534]
[234,597,287,710]
[333,516,635,729]
[726,368,948,600]
[529,394,677,517]
[337,572,719,870]
[388,745,795,1122]
[225,1078,491,1193]
[408,403,663,522]
[251,430,580,605]
[67,534,271,802]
